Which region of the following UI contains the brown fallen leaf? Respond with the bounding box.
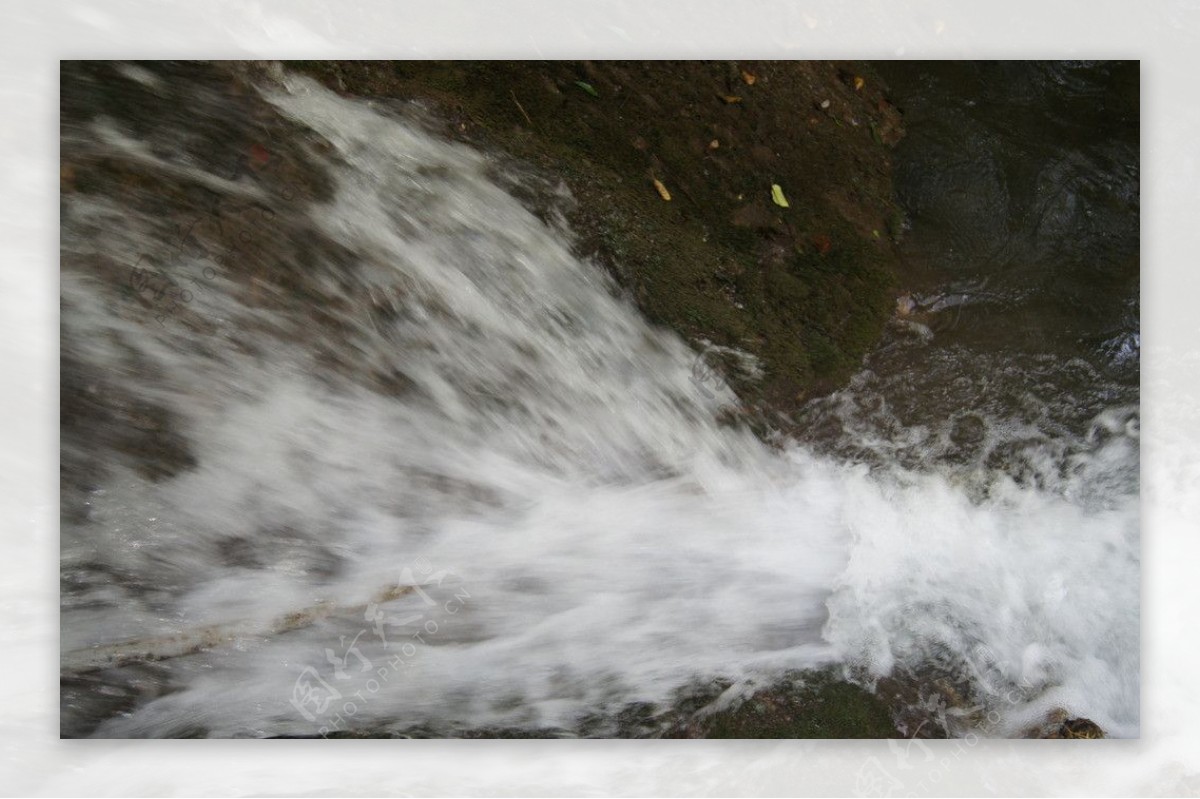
[653,178,672,201]
[718,94,743,105]
[741,70,757,86]
[709,139,720,150]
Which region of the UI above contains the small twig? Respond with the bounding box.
[510,90,535,129]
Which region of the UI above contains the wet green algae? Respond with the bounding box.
[299,670,901,739]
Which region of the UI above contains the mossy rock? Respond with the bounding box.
[288,60,906,414]
[666,670,902,739]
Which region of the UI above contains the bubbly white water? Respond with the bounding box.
[60,75,1139,738]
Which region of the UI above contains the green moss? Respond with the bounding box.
[702,671,901,739]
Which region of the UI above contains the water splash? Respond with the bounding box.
[60,73,1138,739]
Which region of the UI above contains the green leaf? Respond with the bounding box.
[574,80,599,98]
[771,184,790,208]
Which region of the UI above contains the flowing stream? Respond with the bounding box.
[60,65,1139,739]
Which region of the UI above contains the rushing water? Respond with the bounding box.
[59,64,1139,738]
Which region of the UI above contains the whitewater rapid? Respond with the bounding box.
[60,73,1139,738]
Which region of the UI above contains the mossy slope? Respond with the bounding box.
[291,60,906,412]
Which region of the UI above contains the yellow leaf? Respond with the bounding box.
[854,76,865,91]
[741,70,757,86]
[719,94,743,105]
[771,184,789,208]
[653,179,671,201]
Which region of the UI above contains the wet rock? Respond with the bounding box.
[662,671,902,739]
[1023,708,1106,739]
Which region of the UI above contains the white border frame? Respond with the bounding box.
[6,1,1196,795]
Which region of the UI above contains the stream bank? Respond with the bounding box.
[291,60,908,418]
